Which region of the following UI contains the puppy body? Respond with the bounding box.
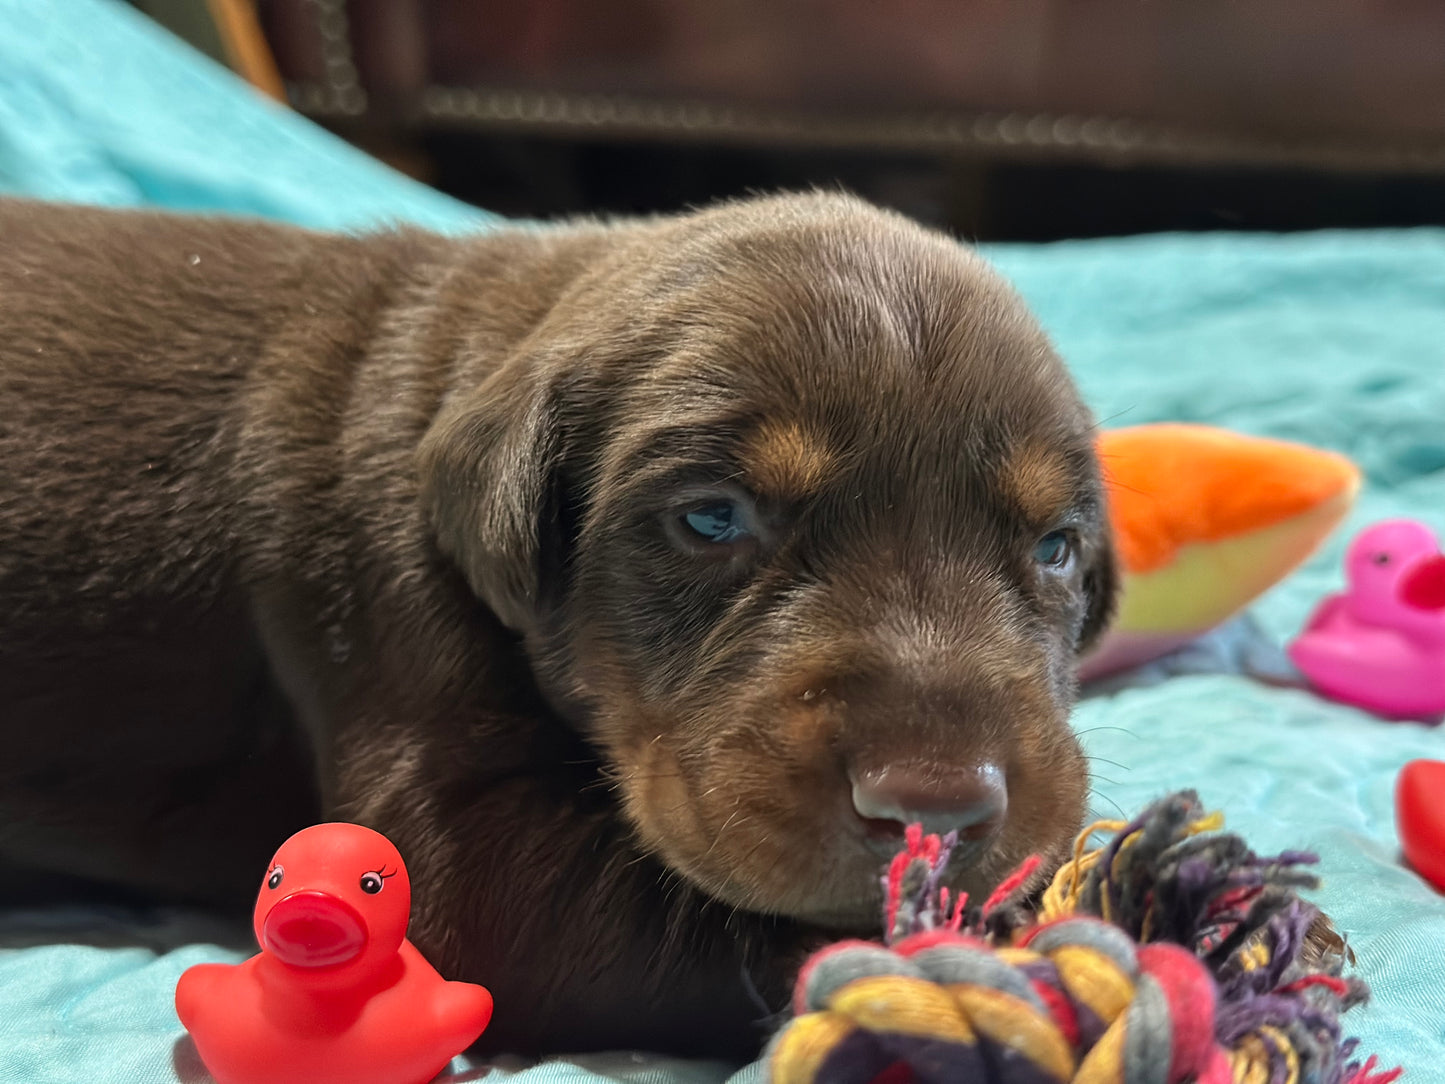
[0,194,1113,1055]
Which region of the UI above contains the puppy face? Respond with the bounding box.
[422,194,1115,929]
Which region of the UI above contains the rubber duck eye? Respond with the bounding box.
[266,866,284,890]
[359,872,384,895]
[1373,552,1391,565]
[1033,530,1073,569]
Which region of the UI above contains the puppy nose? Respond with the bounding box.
[851,762,1008,841]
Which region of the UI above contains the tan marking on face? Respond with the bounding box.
[620,735,705,862]
[742,420,835,499]
[1004,443,1075,523]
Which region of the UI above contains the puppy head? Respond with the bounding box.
[420,194,1115,928]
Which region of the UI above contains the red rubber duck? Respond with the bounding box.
[1397,759,1445,893]
[175,823,492,1084]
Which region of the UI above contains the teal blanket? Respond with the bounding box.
[3,2,1443,1081]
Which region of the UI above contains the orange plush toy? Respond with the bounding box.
[1080,424,1361,681]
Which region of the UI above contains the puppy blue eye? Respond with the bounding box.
[682,502,750,543]
[1033,530,1073,568]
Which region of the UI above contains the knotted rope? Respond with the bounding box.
[765,791,1399,1084]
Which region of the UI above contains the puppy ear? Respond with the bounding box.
[417,356,564,634]
[1078,531,1120,653]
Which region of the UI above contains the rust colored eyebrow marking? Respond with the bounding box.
[742,420,836,499]
[1003,442,1077,524]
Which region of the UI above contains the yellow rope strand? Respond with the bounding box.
[1040,811,1226,924]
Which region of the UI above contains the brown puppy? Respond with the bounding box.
[0,192,1114,1056]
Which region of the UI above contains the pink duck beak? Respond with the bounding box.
[262,891,368,968]
[1400,554,1445,612]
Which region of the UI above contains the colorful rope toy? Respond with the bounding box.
[765,791,1398,1084]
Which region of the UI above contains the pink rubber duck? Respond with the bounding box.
[175,823,493,1084]
[1288,519,1445,719]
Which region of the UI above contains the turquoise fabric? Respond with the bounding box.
[0,0,493,233]
[3,1,1445,1081]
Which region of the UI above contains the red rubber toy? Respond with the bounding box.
[175,823,493,1084]
[1396,759,1445,892]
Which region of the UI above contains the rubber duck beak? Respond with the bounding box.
[262,890,368,968]
[1399,553,1445,612]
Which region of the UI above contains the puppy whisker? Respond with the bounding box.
[1074,724,1141,740]
[1088,790,1127,820]
[1085,755,1131,772]
[1090,407,1138,430]
[579,770,686,795]
[702,809,750,861]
